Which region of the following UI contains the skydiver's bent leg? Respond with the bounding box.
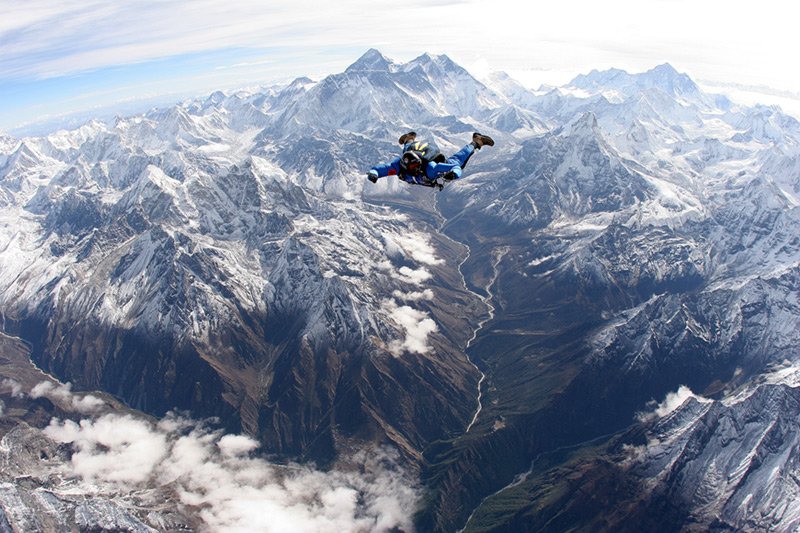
[429,143,476,180]
[448,142,476,169]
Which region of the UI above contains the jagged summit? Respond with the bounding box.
[405,52,467,75]
[559,111,600,138]
[289,75,315,86]
[568,62,701,99]
[642,62,700,95]
[206,90,227,105]
[270,49,503,133]
[405,51,493,84]
[568,67,630,90]
[345,49,472,82]
[345,48,393,73]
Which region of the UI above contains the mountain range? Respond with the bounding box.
[1,48,799,531]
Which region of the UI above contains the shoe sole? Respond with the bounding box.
[473,133,494,147]
[399,132,417,145]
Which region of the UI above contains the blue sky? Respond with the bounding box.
[2,0,799,135]
[0,46,357,133]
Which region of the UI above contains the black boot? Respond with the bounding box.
[398,131,417,145]
[472,132,494,149]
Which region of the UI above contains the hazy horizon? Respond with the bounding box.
[3,0,799,135]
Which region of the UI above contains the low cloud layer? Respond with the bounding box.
[385,234,444,267]
[379,231,440,356]
[44,413,418,532]
[636,385,710,423]
[30,381,105,414]
[384,300,438,356]
[9,381,419,532]
[397,266,432,286]
[393,288,434,302]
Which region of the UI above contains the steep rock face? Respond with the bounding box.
[269,50,504,138]
[452,112,651,235]
[467,380,800,532]
[636,383,800,531]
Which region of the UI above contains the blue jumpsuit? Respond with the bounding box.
[370,141,477,187]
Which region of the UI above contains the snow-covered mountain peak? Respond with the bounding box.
[643,63,700,95]
[404,52,467,77]
[1,140,66,200]
[4,141,42,169]
[268,50,504,136]
[206,90,228,106]
[46,120,110,153]
[287,76,316,90]
[190,90,238,115]
[481,71,525,99]
[730,104,800,145]
[0,135,18,171]
[559,111,601,139]
[0,133,17,153]
[345,48,393,73]
[568,63,701,102]
[568,67,629,91]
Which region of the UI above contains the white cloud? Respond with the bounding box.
[384,299,438,355]
[387,234,443,266]
[653,385,697,418]
[397,266,432,286]
[42,412,418,532]
[0,1,447,81]
[1,378,24,398]
[383,237,404,259]
[382,232,439,286]
[30,381,104,414]
[218,433,260,458]
[44,415,168,484]
[393,288,435,301]
[379,232,439,354]
[637,385,711,423]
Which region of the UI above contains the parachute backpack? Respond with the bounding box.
[399,141,445,178]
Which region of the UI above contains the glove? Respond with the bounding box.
[367,170,379,183]
[441,170,457,181]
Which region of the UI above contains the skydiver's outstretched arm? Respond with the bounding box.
[367,157,401,183]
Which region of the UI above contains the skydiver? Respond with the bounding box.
[366,132,494,190]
